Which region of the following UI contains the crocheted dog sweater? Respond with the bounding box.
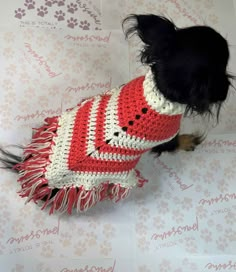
[16,70,185,214]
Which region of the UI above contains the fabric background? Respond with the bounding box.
[0,0,236,271]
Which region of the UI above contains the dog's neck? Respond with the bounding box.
[143,69,186,115]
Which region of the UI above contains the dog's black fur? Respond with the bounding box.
[0,14,234,169]
[122,14,233,155]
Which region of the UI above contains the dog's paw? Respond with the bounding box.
[178,134,205,151]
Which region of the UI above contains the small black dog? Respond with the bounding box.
[122,14,233,154]
[0,14,234,213]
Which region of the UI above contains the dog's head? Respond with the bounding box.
[123,14,233,119]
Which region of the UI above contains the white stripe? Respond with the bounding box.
[45,106,78,183]
[45,98,92,185]
[45,71,184,190]
[47,169,138,190]
[86,90,142,161]
[45,97,139,189]
[86,96,101,155]
[90,150,141,161]
[143,70,186,115]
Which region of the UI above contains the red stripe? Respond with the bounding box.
[117,76,182,141]
[94,95,110,148]
[68,100,93,169]
[93,93,148,156]
[71,156,140,173]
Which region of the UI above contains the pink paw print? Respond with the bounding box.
[196,206,207,219]
[100,240,112,256]
[160,260,172,272]
[57,0,65,6]
[158,200,169,214]
[216,237,228,251]
[67,17,78,28]
[153,216,165,229]
[185,239,197,253]
[200,228,212,243]
[45,0,53,7]
[74,241,87,256]
[14,8,26,19]
[37,6,48,17]
[172,210,184,223]
[79,20,90,30]
[67,3,78,13]
[24,0,35,9]
[54,10,65,21]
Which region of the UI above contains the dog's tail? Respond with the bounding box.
[0,147,23,173]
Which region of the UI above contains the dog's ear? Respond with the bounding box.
[123,14,176,45]
[123,14,176,63]
[186,69,230,116]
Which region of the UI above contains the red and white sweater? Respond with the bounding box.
[16,70,185,214]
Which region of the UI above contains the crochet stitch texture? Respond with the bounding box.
[16,70,185,214]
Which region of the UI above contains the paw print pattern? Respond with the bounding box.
[2,79,14,90]
[41,244,53,257]
[159,260,172,272]
[45,0,53,7]
[100,240,112,256]
[196,206,208,219]
[158,201,169,214]
[59,232,72,247]
[225,212,236,225]
[86,232,97,246]
[135,222,147,235]
[224,228,236,241]
[38,95,49,108]
[185,238,198,253]
[57,0,65,6]
[67,18,78,29]
[153,216,165,230]
[67,3,78,13]
[137,236,150,251]
[181,197,193,210]
[172,210,184,223]
[54,10,65,21]
[12,219,25,234]
[37,6,48,17]
[200,228,212,243]
[217,179,229,192]
[216,237,229,251]
[24,0,35,9]
[14,8,26,19]
[79,20,90,30]
[74,241,87,256]
[102,224,115,238]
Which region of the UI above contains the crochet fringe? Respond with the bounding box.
[14,117,146,215]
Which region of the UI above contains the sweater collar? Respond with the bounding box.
[143,69,186,115]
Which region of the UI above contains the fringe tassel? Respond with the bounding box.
[19,180,132,215]
[14,116,147,215]
[14,116,59,212]
[135,169,148,187]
